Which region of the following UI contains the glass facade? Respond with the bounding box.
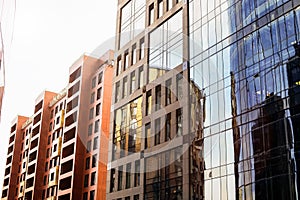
[189,0,300,199]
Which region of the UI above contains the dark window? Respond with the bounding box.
[84,174,89,187]
[85,157,90,170]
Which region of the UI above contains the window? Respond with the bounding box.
[92,154,97,168]
[176,73,183,100]
[83,192,88,200]
[130,71,136,94]
[145,123,151,149]
[86,140,91,153]
[124,51,129,70]
[165,113,171,141]
[158,0,163,18]
[118,166,123,191]
[90,190,95,200]
[166,79,172,105]
[149,10,183,82]
[149,3,155,25]
[155,85,161,110]
[123,76,128,98]
[84,174,89,187]
[146,91,152,115]
[88,124,93,136]
[91,172,96,186]
[134,195,140,200]
[89,108,94,120]
[132,44,137,65]
[125,197,130,200]
[53,144,57,152]
[90,92,95,104]
[176,108,183,136]
[85,157,90,170]
[92,77,96,88]
[110,169,116,192]
[138,66,144,89]
[115,81,121,103]
[96,103,101,116]
[119,0,146,48]
[117,56,122,76]
[44,175,47,185]
[48,135,51,144]
[98,72,103,84]
[93,137,98,150]
[167,0,173,10]
[140,38,145,60]
[50,172,54,181]
[134,160,140,187]
[94,120,99,133]
[49,123,52,132]
[155,118,161,145]
[126,163,131,189]
[97,87,102,100]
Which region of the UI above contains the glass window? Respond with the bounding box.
[83,192,88,200]
[149,3,155,25]
[146,90,152,115]
[84,174,89,187]
[89,108,94,120]
[91,172,96,186]
[90,190,95,200]
[92,154,97,168]
[132,44,137,65]
[124,52,129,70]
[125,163,131,189]
[86,140,91,153]
[92,77,96,89]
[176,108,182,136]
[93,136,98,150]
[165,79,172,105]
[96,103,101,116]
[118,166,123,191]
[85,157,90,170]
[145,123,151,149]
[176,73,183,100]
[138,66,144,89]
[158,0,163,18]
[123,76,128,98]
[90,92,95,104]
[167,0,173,10]
[155,118,161,145]
[149,10,183,82]
[94,120,99,133]
[134,160,140,187]
[165,113,171,141]
[117,56,122,76]
[130,71,136,94]
[155,85,161,110]
[88,124,93,136]
[140,38,145,60]
[115,81,121,103]
[97,87,102,100]
[98,72,103,84]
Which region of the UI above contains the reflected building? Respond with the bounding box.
[189,0,300,200]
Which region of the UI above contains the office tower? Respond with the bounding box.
[109,0,300,199]
[189,0,300,199]
[1,50,114,200]
[107,0,190,199]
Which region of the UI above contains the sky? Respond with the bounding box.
[0,0,117,194]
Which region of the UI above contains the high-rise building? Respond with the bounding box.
[108,0,300,199]
[189,0,300,199]
[1,50,114,200]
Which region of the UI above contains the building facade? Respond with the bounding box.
[1,51,114,200]
[189,0,300,199]
[108,0,300,200]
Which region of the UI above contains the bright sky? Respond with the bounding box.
[0,0,117,193]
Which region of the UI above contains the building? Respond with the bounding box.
[1,50,114,200]
[189,0,300,199]
[107,0,191,199]
[108,0,300,200]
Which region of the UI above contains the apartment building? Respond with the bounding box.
[1,50,114,200]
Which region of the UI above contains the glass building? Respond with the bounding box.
[189,0,300,199]
[108,0,300,199]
